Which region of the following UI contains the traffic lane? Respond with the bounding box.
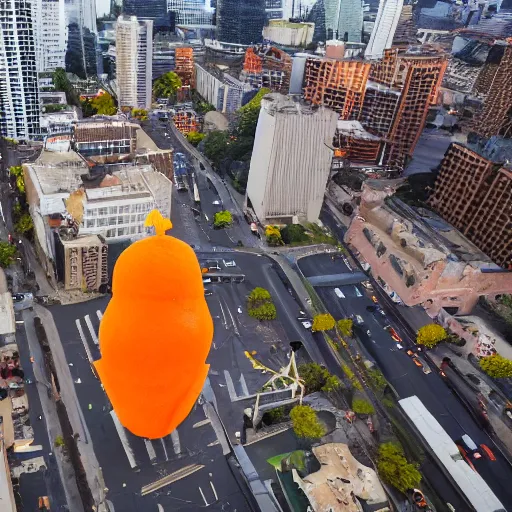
[316,293,512,508]
[298,253,352,277]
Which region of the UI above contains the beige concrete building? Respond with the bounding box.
[344,180,512,315]
[116,16,153,109]
[246,93,338,224]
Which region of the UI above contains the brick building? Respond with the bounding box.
[428,143,512,269]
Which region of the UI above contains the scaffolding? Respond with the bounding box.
[173,110,200,134]
[175,47,195,88]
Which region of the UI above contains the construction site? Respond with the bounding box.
[241,46,292,93]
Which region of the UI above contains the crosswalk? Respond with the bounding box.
[74,309,219,471]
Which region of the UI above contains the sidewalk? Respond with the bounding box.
[34,304,108,512]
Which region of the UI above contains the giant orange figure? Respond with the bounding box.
[95,210,213,439]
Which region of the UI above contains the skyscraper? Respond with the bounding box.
[116,16,153,109]
[307,0,363,42]
[216,0,266,45]
[0,0,40,139]
[167,0,214,26]
[365,0,404,59]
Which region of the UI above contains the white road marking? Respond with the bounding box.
[84,314,99,345]
[160,438,169,461]
[171,429,181,455]
[193,418,211,428]
[96,310,103,322]
[223,370,237,401]
[199,487,209,506]
[239,373,249,396]
[157,506,164,512]
[210,481,218,501]
[110,411,137,469]
[75,319,94,366]
[144,439,157,463]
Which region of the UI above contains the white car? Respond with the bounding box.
[396,343,403,350]
[237,306,242,314]
[354,315,364,325]
[334,288,345,299]
[301,320,312,329]
[202,278,211,284]
[361,281,373,290]
[223,259,236,267]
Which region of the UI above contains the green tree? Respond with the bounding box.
[281,224,309,244]
[322,374,342,393]
[337,318,353,337]
[54,435,65,448]
[368,368,388,392]
[91,92,116,115]
[298,362,341,394]
[312,313,335,332]
[213,210,232,228]
[9,166,25,195]
[248,302,277,321]
[248,287,272,307]
[290,405,325,439]
[80,98,97,117]
[237,88,271,137]
[196,101,215,114]
[52,68,79,105]
[15,213,34,236]
[0,242,17,268]
[153,72,182,99]
[203,130,229,168]
[187,131,205,146]
[352,398,375,415]
[416,324,447,348]
[131,108,148,120]
[377,443,421,493]
[479,354,512,378]
[265,225,282,246]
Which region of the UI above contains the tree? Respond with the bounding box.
[248,287,272,307]
[265,225,282,246]
[248,302,277,321]
[187,131,205,146]
[203,131,229,168]
[299,363,341,394]
[352,398,375,415]
[337,318,353,337]
[153,72,182,99]
[290,405,325,439]
[80,98,97,118]
[0,242,17,268]
[213,210,232,228]
[15,213,34,236]
[237,88,271,137]
[281,224,309,244]
[91,92,116,115]
[52,67,79,105]
[479,354,512,378]
[416,324,447,348]
[312,313,335,332]
[9,166,25,195]
[196,101,215,114]
[377,443,421,493]
[131,108,148,121]
[322,374,342,393]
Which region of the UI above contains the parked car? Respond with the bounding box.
[354,315,364,325]
[386,326,402,343]
[237,306,242,314]
[301,320,312,329]
[361,280,373,290]
[334,288,345,299]
[223,259,236,267]
[412,357,423,369]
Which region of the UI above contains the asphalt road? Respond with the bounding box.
[49,250,312,512]
[298,253,512,510]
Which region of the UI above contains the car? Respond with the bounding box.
[301,320,312,329]
[457,435,482,460]
[202,278,211,284]
[223,259,236,267]
[412,357,423,369]
[354,286,362,297]
[299,310,306,316]
[396,343,403,350]
[354,315,364,325]
[237,306,242,314]
[406,349,415,357]
[334,288,345,299]
[297,316,309,322]
[204,289,213,296]
[371,295,378,303]
[361,280,373,290]
[212,200,221,205]
[386,326,402,343]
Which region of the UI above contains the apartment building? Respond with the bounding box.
[167,0,214,27]
[216,0,266,45]
[345,181,512,315]
[428,143,512,269]
[246,94,338,224]
[116,16,153,110]
[0,0,40,140]
[195,64,253,113]
[365,0,404,59]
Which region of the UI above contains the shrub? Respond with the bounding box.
[281,224,309,244]
[213,210,232,228]
[298,363,341,394]
[54,435,65,448]
[312,313,335,332]
[337,318,353,337]
[247,287,276,321]
[0,242,17,268]
[248,302,277,321]
[265,225,282,246]
[290,405,325,439]
[248,287,272,307]
[377,442,421,493]
[187,131,205,146]
[416,324,447,348]
[14,213,34,236]
[352,398,375,415]
[479,354,512,378]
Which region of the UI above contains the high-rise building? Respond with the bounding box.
[116,16,153,109]
[0,0,40,140]
[365,0,404,59]
[246,93,338,224]
[124,0,170,30]
[471,45,512,139]
[167,0,214,27]
[32,0,68,72]
[174,47,195,87]
[307,0,363,42]
[265,0,284,20]
[428,143,512,269]
[216,0,266,45]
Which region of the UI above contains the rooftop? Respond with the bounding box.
[74,119,139,144]
[337,120,382,141]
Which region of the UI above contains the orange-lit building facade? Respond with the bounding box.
[175,47,195,89]
[241,46,292,93]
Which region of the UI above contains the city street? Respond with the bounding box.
[298,253,512,510]
[48,251,313,511]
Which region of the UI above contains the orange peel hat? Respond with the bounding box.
[94,210,213,439]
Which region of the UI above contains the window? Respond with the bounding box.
[117,216,123,225]
[137,214,145,222]
[106,229,116,238]
[138,225,143,233]
[88,208,97,217]
[109,206,117,215]
[131,215,136,223]
[108,217,117,226]
[98,207,107,216]
[98,218,107,227]
[86,219,95,228]
[117,227,127,236]
[130,226,136,234]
